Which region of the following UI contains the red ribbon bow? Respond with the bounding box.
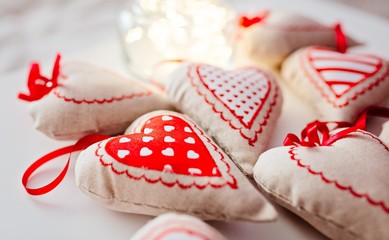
[284,107,389,147]
[18,54,61,102]
[239,11,269,28]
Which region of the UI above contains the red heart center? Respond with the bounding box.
[105,115,221,177]
[308,47,383,98]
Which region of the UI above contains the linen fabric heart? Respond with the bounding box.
[75,110,277,222]
[254,128,389,239]
[130,213,227,240]
[281,46,389,122]
[238,10,359,68]
[22,58,172,140]
[166,63,282,176]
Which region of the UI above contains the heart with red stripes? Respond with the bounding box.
[98,112,237,189]
[306,47,384,98]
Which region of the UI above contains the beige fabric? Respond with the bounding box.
[166,63,282,176]
[281,46,389,122]
[130,213,227,240]
[238,11,359,68]
[254,130,389,240]
[28,62,173,140]
[75,110,277,222]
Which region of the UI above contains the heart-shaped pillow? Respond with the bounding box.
[19,55,173,140]
[75,110,277,221]
[254,123,389,239]
[238,10,359,68]
[130,213,227,240]
[166,63,282,176]
[281,46,389,122]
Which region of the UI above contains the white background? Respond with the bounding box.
[1,0,389,239]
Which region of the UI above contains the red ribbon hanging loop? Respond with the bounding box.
[22,134,110,195]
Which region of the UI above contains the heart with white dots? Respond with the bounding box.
[76,111,277,221]
[100,111,237,188]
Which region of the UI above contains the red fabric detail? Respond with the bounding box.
[302,47,389,107]
[22,134,110,195]
[284,106,389,147]
[99,114,237,189]
[154,228,209,240]
[18,54,61,102]
[334,23,348,53]
[238,11,269,28]
[288,133,389,214]
[189,64,279,146]
[105,116,221,177]
[52,90,152,104]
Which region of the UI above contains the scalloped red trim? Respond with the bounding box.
[288,131,389,213]
[189,65,279,146]
[96,121,237,190]
[301,47,389,108]
[53,90,152,104]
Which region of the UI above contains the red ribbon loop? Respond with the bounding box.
[18,54,61,102]
[239,10,269,28]
[334,23,348,53]
[22,134,110,196]
[284,107,389,147]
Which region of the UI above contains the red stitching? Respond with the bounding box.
[53,90,152,104]
[95,119,238,190]
[301,47,389,107]
[288,131,389,213]
[189,65,279,146]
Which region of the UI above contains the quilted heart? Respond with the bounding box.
[167,63,282,175]
[281,46,389,121]
[22,58,172,139]
[306,47,383,98]
[76,111,277,221]
[101,113,236,188]
[130,213,227,240]
[254,129,389,239]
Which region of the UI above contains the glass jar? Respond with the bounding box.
[117,0,236,81]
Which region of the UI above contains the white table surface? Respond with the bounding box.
[2,0,389,239]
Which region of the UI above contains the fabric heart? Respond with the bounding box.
[130,213,227,240]
[76,110,277,221]
[254,125,389,239]
[238,10,359,67]
[281,46,389,122]
[167,63,282,175]
[19,55,172,139]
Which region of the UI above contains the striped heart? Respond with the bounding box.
[307,48,383,97]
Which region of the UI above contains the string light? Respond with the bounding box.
[117,0,236,80]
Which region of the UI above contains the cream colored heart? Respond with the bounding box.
[184,137,195,144]
[117,150,130,159]
[161,147,174,156]
[144,128,153,134]
[164,136,175,143]
[119,137,131,143]
[187,150,199,159]
[142,136,154,143]
[140,147,153,156]
[164,126,175,132]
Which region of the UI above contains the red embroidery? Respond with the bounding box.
[141,219,213,240]
[53,90,152,104]
[288,131,389,213]
[302,47,389,107]
[189,64,279,146]
[154,228,209,240]
[96,114,237,189]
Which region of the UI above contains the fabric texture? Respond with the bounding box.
[281,46,389,122]
[166,63,282,176]
[253,130,389,240]
[75,110,277,222]
[130,213,227,240]
[28,61,173,139]
[238,10,359,68]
